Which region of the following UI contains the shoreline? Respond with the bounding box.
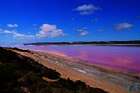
[17,47,140,75]
[24,40,140,47]
[10,47,140,93]
[1,47,108,93]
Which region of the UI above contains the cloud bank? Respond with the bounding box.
[2,30,34,39]
[0,23,65,40]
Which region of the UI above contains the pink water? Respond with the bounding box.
[21,45,140,73]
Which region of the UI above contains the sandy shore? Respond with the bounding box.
[11,48,140,93]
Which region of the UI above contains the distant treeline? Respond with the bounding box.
[24,40,140,45]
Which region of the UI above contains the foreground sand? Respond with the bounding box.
[11,48,140,93]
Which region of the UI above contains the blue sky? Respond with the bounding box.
[0,0,140,44]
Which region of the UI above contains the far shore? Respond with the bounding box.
[24,40,140,47]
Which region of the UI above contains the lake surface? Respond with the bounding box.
[20,45,140,73]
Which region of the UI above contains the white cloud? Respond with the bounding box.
[0,28,31,39]
[3,30,13,34]
[115,22,133,31]
[0,23,65,40]
[75,4,100,15]
[77,28,89,36]
[36,24,65,38]
[2,29,34,39]
[80,31,88,36]
[7,24,18,28]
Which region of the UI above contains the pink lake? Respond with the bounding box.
[20,45,140,73]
